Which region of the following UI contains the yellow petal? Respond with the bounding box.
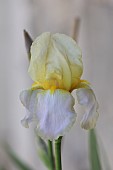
[53,33,83,89]
[28,32,50,83]
[28,32,83,91]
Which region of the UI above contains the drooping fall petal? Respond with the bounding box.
[20,89,76,140]
[76,87,99,129]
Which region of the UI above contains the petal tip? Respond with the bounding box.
[81,111,99,130]
[21,119,29,128]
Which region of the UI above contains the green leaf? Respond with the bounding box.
[89,129,102,170]
[35,133,50,169]
[38,149,50,169]
[0,166,7,170]
[37,136,48,155]
[6,146,33,170]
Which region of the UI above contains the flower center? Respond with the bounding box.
[31,80,58,91]
[31,79,89,92]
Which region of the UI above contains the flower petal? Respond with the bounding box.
[20,89,76,140]
[28,32,83,90]
[21,110,33,128]
[53,33,83,89]
[35,89,76,140]
[28,33,50,83]
[76,87,99,129]
[20,89,42,127]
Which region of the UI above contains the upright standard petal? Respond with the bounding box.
[76,87,99,130]
[53,33,83,89]
[20,89,76,140]
[28,32,83,91]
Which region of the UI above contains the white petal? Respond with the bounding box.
[35,89,76,140]
[20,89,76,140]
[20,89,42,128]
[21,110,33,128]
[76,88,99,129]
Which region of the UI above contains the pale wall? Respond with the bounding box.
[0,0,113,169]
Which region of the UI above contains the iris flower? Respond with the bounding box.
[20,32,99,140]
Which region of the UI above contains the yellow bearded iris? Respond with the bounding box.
[20,32,99,140]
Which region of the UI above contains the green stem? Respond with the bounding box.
[55,137,62,170]
[48,140,55,170]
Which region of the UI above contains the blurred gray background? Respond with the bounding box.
[1,0,113,169]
